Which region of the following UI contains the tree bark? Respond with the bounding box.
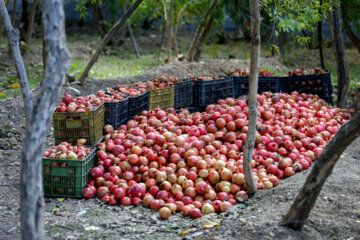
[78,0,143,84]
[0,0,9,46]
[282,112,360,230]
[318,0,325,69]
[20,0,28,41]
[0,0,33,124]
[243,0,260,195]
[157,18,166,64]
[10,0,16,25]
[193,16,215,62]
[166,0,174,62]
[172,3,188,57]
[20,0,70,239]
[341,4,360,53]
[330,4,350,108]
[25,0,39,46]
[128,21,140,58]
[95,2,108,34]
[186,0,217,62]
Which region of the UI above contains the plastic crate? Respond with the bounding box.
[174,79,193,109]
[280,72,333,103]
[128,90,149,120]
[42,149,96,198]
[53,103,104,146]
[233,76,280,98]
[192,77,233,106]
[149,85,175,110]
[104,97,129,130]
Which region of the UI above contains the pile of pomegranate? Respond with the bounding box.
[43,140,94,161]
[129,74,182,90]
[231,67,274,77]
[191,74,224,81]
[96,90,127,102]
[287,68,327,76]
[55,93,103,113]
[82,91,351,219]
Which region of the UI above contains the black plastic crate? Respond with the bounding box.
[128,90,149,120]
[280,72,332,103]
[174,79,193,109]
[192,77,233,106]
[233,76,280,98]
[104,97,129,130]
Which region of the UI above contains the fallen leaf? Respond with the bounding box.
[239,218,247,223]
[84,226,100,231]
[8,83,20,88]
[0,93,6,97]
[57,198,65,202]
[178,230,191,236]
[356,220,360,223]
[203,221,220,229]
[269,231,274,237]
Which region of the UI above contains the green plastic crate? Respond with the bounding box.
[53,103,104,146]
[148,85,175,110]
[42,148,96,198]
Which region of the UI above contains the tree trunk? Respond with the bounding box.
[281,112,360,230]
[0,0,33,124]
[20,0,27,41]
[157,18,166,64]
[25,0,39,46]
[330,4,350,109]
[0,0,9,46]
[78,0,143,84]
[318,0,325,69]
[128,21,140,58]
[91,4,105,38]
[10,0,16,25]
[193,16,214,62]
[186,0,217,62]
[166,0,174,62]
[243,0,260,195]
[341,4,360,53]
[20,1,71,239]
[172,3,188,57]
[95,2,108,34]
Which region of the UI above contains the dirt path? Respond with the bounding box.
[0,59,359,240]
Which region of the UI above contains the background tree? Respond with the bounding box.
[78,0,143,84]
[330,2,350,109]
[0,0,33,124]
[0,0,10,46]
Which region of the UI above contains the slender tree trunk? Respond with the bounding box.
[78,0,143,84]
[20,1,71,238]
[95,2,108,34]
[20,0,27,41]
[157,18,166,64]
[341,4,360,53]
[172,3,188,57]
[282,112,360,230]
[128,21,140,58]
[42,30,46,72]
[330,4,350,108]
[10,0,16,25]
[0,0,33,124]
[318,0,325,69]
[0,0,9,46]
[193,16,215,62]
[91,4,105,38]
[25,0,39,46]
[186,0,217,62]
[166,0,174,62]
[243,0,260,195]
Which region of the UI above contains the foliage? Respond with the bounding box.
[341,0,360,32]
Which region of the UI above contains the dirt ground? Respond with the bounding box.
[0,50,360,239]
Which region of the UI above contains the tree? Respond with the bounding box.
[242,0,260,195]
[341,0,360,53]
[186,0,217,62]
[25,0,39,46]
[78,0,143,85]
[282,111,360,229]
[160,0,174,62]
[20,0,71,238]
[330,3,350,108]
[318,0,325,69]
[0,0,10,46]
[0,0,33,125]
[172,3,188,57]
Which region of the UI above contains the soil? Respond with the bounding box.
[0,53,360,239]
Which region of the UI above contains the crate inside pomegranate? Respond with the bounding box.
[192,75,233,106]
[53,94,104,146]
[42,141,96,198]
